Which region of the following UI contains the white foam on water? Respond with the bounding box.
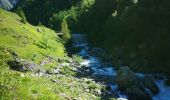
[117,92,128,100]
[110,84,128,100]
[136,73,145,77]
[80,60,90,67]
[92,67,116,76]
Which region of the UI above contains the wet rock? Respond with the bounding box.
[126,85,152,100]
[115,66,159,99]
[105,84,112,91]
[141,75,159,94]
[82,55,90,59]
[152,73,166,80]
[115,66,138,90]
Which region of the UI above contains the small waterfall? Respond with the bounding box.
[72,34,88,47]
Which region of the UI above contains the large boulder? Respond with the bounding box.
[141,75,159,94]
[126,85,152,100]
[115,66,138,90]
[115,67,159,100]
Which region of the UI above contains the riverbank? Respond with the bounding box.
[72,33,170,100]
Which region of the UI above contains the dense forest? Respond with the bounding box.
[1,0,170,99]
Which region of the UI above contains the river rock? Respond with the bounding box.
[115,66,159,99]
[115,66,138,90]
[141,75,159,94]
[126,85,152,100]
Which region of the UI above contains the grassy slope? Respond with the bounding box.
[0,9,102,99]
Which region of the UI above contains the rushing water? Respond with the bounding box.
[72,34,170,100]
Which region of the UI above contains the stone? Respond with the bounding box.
[51,79,57,83]
[38,72,44,76]
[126,85,152,100]
[141,75,159,94]
[7,58,39,72]
[53,69,59,74]
[61,63,70,67]
[115,66,138,90]
[37,28,42,33]
[94,89,102,95]
[20,73,25,77]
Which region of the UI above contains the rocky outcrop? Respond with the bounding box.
[0,0,19,10]
[141,75,159,94]
[115,66,138,90]
[126,85,152,100]
[7,58,39,72]
[115,66,159,100]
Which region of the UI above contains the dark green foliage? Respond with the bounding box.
[49,11,69,31]
[49,0,95,32]
[61,19,71,43]
[15,7,27,23]
[18,0,80,25]
[79,0,170,74]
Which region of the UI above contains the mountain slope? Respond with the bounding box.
[0,9,102,99]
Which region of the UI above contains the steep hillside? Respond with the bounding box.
[0,9,102,99]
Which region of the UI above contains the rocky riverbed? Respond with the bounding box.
[75,44,170,100]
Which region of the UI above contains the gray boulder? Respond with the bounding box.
[126,85,152,100]
[141,75,159,94]
[115,66,138,90]
[115,66,159,100]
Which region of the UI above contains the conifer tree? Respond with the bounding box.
[61,18,71,43]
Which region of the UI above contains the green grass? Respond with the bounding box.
[0,8,66,63]
[0,9,103,99]
[72,54,83,63]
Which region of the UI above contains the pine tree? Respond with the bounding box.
[61,19,71,43]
